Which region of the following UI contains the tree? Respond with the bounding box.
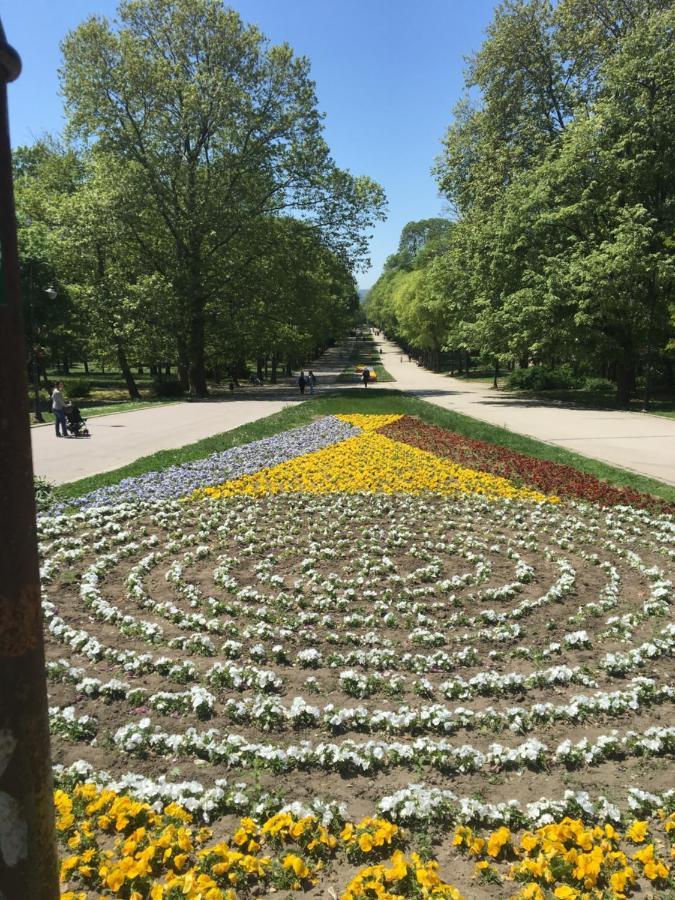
[60,0,385,396]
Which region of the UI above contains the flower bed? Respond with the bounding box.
[59,416,361,511]
[195,416,555,502]
[30,413,674,897]
[378,415,674,513]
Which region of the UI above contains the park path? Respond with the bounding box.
[374,334,675,486]
[31,342,352,486]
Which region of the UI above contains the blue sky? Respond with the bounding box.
[3,0,496,288]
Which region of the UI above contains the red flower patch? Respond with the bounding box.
[379,417,674,514]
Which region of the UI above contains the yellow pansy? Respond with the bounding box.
[626,820,649,843]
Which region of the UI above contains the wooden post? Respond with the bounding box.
[0,19,60,898]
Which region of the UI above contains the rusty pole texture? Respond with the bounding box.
[0,19,60,899]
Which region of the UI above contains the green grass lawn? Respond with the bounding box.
[337,334,394,384]
[53,388,675,505]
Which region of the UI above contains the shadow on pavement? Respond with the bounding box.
[402,388,462,398]
[472,395,642,414]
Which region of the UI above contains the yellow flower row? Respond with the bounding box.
[195,432,557,502]
[453,815,674,899]
[337,413,402,431]
[58,785,673,899]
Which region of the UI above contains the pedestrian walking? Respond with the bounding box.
[308,370,316,394]
[298,371,306,395]
[361,366,371,389]
[51,381,68,437]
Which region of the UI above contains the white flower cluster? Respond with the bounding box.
[49,706,98,742]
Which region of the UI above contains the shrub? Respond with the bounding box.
[152,376,184,397]
[582,376,615,394]
[64,378,92,399]
[34,476,60,513]
[507,366,581,392]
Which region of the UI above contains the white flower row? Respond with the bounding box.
[378,783,675,829]
[46,659,216,719]
[439,664,597,700]
[222,678,673,737]
[111,718,675,777]
[599,623,675,675]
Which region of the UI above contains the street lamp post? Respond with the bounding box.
[0,17,60,900]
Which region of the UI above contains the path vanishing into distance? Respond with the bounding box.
[32,333,675,488]
[31,342,353,486]
[374,333,675,487]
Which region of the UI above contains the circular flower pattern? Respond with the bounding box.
[38,414,674,897]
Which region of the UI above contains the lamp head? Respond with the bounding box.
[0,19,21,83]
[45,286,57,300]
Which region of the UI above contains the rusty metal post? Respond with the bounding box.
[0,18,60,900]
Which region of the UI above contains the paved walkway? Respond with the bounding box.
[32,343,353,485]
[374,335,675,486]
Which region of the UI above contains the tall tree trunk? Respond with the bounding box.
[165,365,171,376]
[176,336,189,391]
[271,352,278,384]
[39,363,51,392]
[186,277,208,397]
[616,359,634,408]
[115,338,141,400]
[493,359,500,389]
[83,359,89,374]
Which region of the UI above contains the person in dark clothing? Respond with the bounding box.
[361,367,371,389]
[298,371,306,395]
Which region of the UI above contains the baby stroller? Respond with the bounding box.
[65,404,90,437]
